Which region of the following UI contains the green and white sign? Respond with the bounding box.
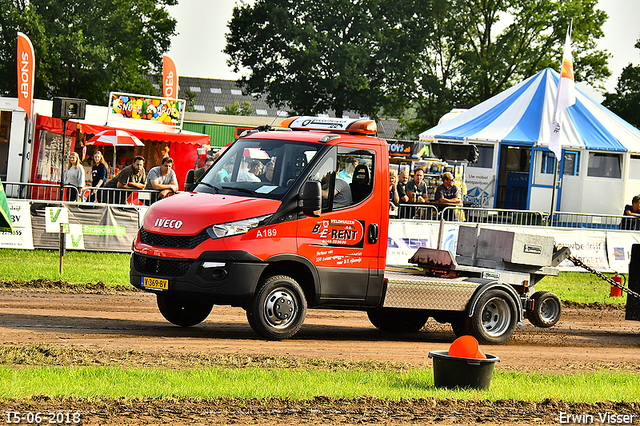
[45,207,69,233]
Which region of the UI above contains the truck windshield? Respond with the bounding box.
[196,138,321,199]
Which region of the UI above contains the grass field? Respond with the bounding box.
[0,248,628,304]
[1,365,638,402]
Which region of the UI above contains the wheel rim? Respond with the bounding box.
[539,298,559,322]
[263,287,298,329]
[481,297,512,337]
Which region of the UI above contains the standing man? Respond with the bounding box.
[406,168,428,203]
[337,156,358,184]
[397,170,409,203]
[622,196,640,230]
[434,172,462,205]
[145,157,179,201]
[103,155,146,203]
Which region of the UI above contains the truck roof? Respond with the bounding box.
[244,129,386,147]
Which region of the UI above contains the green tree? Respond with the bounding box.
[398,0,610,138]
[219,100,253,116]
[224,0,435,120]
[602,40,640,128]
[184,88,197,112]
[0,0,177,105]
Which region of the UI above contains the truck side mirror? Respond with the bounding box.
[299,181,322,217]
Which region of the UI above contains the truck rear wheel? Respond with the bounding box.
[527,291,562,328]
[367,309,429,333]
[156,294,213,327]
[247,275,307,340]
[469,289,517,344]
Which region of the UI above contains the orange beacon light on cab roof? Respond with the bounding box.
[280,116,377,135]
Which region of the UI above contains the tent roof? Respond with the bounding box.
[419,68,640,153]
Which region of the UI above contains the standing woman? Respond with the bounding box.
[90,150,108,202]
[64,152,85,201]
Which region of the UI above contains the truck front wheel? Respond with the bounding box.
[469,289,517,344]
[527,291,562,328]
[156,294,213,327]
[247,275,307,340]
[367,309,429,333]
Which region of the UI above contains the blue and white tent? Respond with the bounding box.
[419,68,640,215]
[419,67,640,153]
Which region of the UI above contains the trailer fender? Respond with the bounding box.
[464,279,525,324]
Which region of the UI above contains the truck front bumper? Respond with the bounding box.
[130,250,268,304]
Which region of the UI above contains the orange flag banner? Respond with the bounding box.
[162,54,179,99]
[17,32,35,119]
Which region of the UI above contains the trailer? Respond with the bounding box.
[372,225,568,344]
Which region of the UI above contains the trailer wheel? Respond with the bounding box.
[156,294,213,327]
[469,289,517,344]
[527,291,562,328]
[367,309,429,333]
[247,275,307,340]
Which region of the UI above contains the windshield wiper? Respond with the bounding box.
[197,181,219,193]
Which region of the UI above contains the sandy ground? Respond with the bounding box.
[0,288,639,425]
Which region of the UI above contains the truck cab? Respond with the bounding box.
[130,117,390,339]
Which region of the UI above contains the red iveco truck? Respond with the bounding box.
[130,116,563,343]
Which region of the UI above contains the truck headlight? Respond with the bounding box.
[207,215,272,239]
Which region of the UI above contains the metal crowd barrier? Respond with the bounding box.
[441,206,547,226]
[395,203,439,220]
[395,204,546,226]
[3,182,160,206]
[550,211,636,230]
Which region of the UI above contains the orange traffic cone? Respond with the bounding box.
[448,335,487,359]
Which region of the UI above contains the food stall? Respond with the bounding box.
[29,93,210,199]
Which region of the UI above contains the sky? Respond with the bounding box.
[166,0,640,103]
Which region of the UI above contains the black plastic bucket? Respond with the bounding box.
[428,350,499,390]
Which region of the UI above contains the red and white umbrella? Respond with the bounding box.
[86,129,144,170]
[86,129,144,147]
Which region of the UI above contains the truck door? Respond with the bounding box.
[296,147,383,304]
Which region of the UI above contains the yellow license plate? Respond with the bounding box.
[142,276,168,290]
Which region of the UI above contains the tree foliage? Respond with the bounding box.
[225,0,609,138]
[225,0,434,120]
[398,0,611,138]
[219,100,253,116]
[602,40,640,128]
[0,0,177,105]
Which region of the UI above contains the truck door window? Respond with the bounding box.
[309,149,375,211]
[338,150,375,205]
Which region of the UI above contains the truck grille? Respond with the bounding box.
[133,253,191,277]
[140,227,210,249]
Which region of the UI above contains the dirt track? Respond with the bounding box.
[1,289,639,424]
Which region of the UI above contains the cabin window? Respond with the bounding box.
[538,150,579,176]
[587,152,621,179]
[473,144,494,168]
[630,155,640,180]
[540,151,556,174]
[563,151,580,176]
